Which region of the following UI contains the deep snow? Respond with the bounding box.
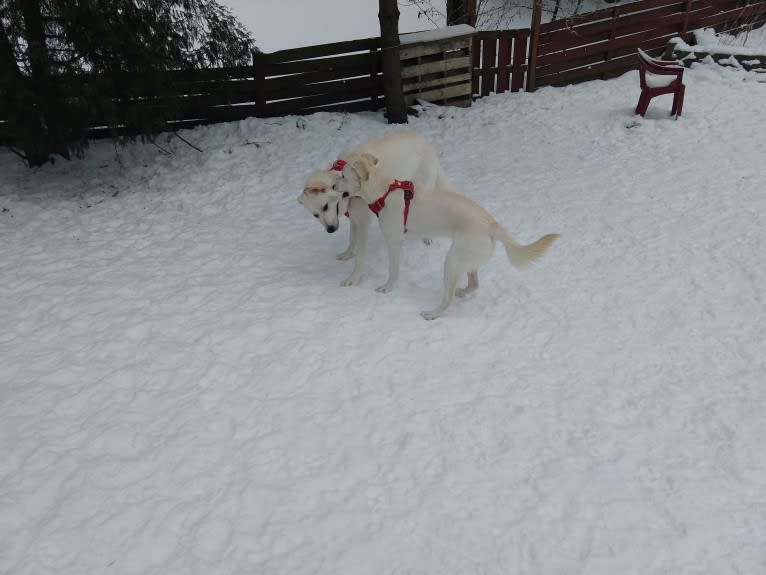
[2,53,765,574]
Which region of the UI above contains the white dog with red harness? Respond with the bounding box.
[298,131,451,287]
[333,152,559,319]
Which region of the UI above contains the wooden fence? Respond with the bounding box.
[0,65,258,141]
[253,37,382,117]
[1,0,765,144]
[530,0,766,89]
[252,27,477,116]
[400,26,475,107]
[92,65,257,138]
[472,29,530,96]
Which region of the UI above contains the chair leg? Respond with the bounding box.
[676,84,685,117]
[635,91,649,117]
[671,84,685,117]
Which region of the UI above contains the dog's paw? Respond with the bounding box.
[422,237,433,246]
[336,250,354,261]
[341,276,360,287]
[375,284,394,294]
[420,310,440,320]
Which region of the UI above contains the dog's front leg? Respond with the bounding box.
[340,201,371,286]
[375,209,405,293]
[336,217,355,261]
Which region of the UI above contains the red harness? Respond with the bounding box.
[330,160,349,217]
[368,180,415,233]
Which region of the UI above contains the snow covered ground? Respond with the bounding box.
[2,55,765,574]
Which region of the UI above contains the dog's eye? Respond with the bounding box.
[314,214,319,218]
[322,203,328,212]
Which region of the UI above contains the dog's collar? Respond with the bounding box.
[329,160,350,217]
[368,180,415,232]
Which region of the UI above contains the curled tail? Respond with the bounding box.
[490,223,559,268]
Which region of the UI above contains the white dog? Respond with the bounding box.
[333,153,559,319]
[298,131,451,286]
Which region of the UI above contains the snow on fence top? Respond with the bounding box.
[670,27,766,57]
[400,24,476,45]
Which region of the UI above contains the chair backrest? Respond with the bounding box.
[637,48,684,73]
[637,48,684,88]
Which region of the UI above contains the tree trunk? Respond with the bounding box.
[552,0,563,22]
[1,16,42,166]
[378,0,407,124]
[19,0,70,165]
[447,0,477,26]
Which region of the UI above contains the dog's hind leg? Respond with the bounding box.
[421,252,462,320]
[455,270,479,298]
[422,237,492,319]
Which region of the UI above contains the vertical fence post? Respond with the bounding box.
[369,44,381,111]
[481,33,498,96]
[253,50,266,118]
[604,5,620,79]
[471,34,481,97]
[512,29,528,92]
[681,0,693,41]
[497,32,512,93]
[527,0,542,92]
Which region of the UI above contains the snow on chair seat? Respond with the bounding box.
[635,48,685,118]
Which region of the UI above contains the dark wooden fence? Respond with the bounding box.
[92,65,257,137]
[253,37,383,117]
[0,65,258,142]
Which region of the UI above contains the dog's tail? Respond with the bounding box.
[489,223,559,268]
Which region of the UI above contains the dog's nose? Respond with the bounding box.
[326,225,337,233]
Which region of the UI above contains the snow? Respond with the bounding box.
[401,24,476,45]
[2,55,766,574]
[671,26,766,56]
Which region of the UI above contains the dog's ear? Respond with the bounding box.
[348,154,376,182]
[297,192,305,204]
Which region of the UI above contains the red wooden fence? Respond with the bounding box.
[471,29,530,97]
[530,0,766,89]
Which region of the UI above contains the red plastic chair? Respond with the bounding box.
[635,48,685,118]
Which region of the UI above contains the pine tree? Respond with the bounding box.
[0,0,257,167]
